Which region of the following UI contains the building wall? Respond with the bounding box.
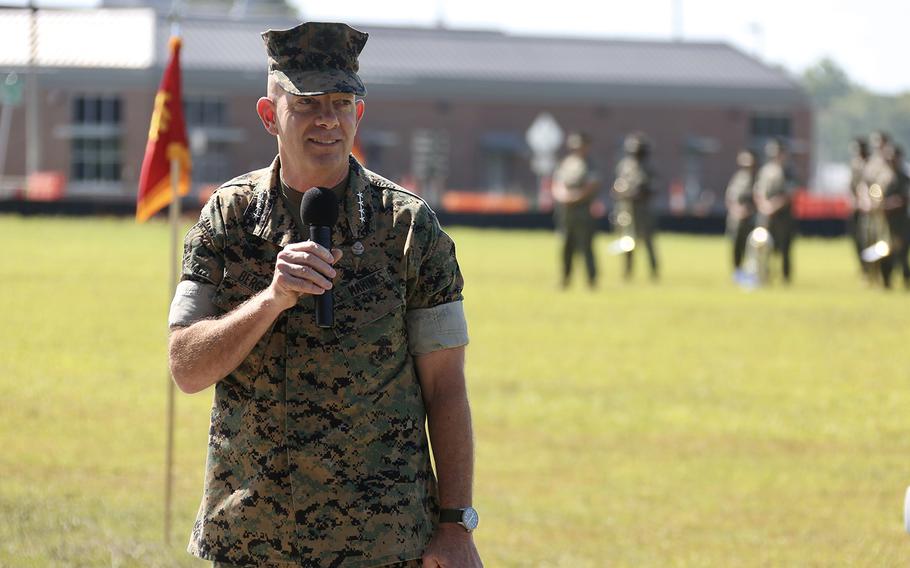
[225,93,278,176]
[2,78,811,213]
[357,95,812,209]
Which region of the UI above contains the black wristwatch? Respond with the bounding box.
[439,507,479,532]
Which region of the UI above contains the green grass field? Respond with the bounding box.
[1,215,909,567]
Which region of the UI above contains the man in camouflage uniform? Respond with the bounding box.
[167,23,482,567]
[882,144,910,287]
[754,138,796,283]
[857,131,898,286]
[724,149,757,275]
[611,132,658,280]
[862,141,910,288]
[552,131,601,288]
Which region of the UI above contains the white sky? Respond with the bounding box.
[12,0,910,94]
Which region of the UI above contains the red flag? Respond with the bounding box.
[136,36,191,222]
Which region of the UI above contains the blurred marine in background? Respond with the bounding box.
[754,138,796,283]
[882,144,910,287]
[612,132,659,281]
[856,131,910,288]
[866,141,910,288]
[725,149,757,277]
[552,132,601,288]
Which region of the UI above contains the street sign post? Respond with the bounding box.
[525,112,564,209]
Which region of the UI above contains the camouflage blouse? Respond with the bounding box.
[171,156,467,567]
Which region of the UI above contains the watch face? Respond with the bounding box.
[461,507,479,530]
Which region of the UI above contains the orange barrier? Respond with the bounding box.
[792,189,850,220]
[441,191,530,213]
[25,172,66,201]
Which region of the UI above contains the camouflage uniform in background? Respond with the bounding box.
[172,155,467,567]
[858,133,896,285]
[754,142,796,282]
[880,145,910,287]
[612,134,658,280]
[553,146,600,287]
[724,150,757,272]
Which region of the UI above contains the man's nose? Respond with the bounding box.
[315,103,339,128]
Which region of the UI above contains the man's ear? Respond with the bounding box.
[256,97,278,135]
[355,99,365,123]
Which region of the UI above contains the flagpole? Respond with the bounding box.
[164,13,182,546]
[164,158,180,545]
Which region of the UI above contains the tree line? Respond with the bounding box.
[801,58,910,165]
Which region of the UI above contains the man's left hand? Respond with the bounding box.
[421,526,482,567]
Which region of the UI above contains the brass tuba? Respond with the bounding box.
[739,225,774,289]
[859,183,892,263]
[608,177,637,255]
[608,207,636,255]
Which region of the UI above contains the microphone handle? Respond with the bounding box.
[309,225,334,328]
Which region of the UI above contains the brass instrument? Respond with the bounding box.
[739,225,773,289]
[608,177,636,255]
[859,183,892,263]
[607,208,636,255]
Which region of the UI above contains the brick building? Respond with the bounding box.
[0,7,811,212]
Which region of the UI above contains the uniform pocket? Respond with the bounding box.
[332,266,405,339]
[212,257,274,311]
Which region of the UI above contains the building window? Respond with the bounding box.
[750,114,791,141]
[185,96,226,128]
[359,130,400,175]
[480,131,525,192]
[70,95,122,182]
[411,129,450,206]
[184,96,232,183]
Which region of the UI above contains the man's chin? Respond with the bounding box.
[292,155,350,184]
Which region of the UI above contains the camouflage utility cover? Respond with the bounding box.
[262,22,368,96]
[179,156,465,566]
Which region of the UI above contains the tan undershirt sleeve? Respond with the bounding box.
[406,300,469,355]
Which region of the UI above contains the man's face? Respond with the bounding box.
[268,90,364,183]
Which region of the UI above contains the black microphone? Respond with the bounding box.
[300,187,339,328]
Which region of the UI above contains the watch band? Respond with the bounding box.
[438,508,465,523]
[438,507,479,533]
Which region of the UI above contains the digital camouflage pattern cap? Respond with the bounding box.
[261,22,368,96]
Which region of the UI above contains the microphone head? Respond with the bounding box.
[300,187,339,227]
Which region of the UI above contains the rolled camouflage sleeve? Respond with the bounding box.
[405,208,467,354]
[168,198,227,328]
[406,301,468,355]
[168,280,221,327]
